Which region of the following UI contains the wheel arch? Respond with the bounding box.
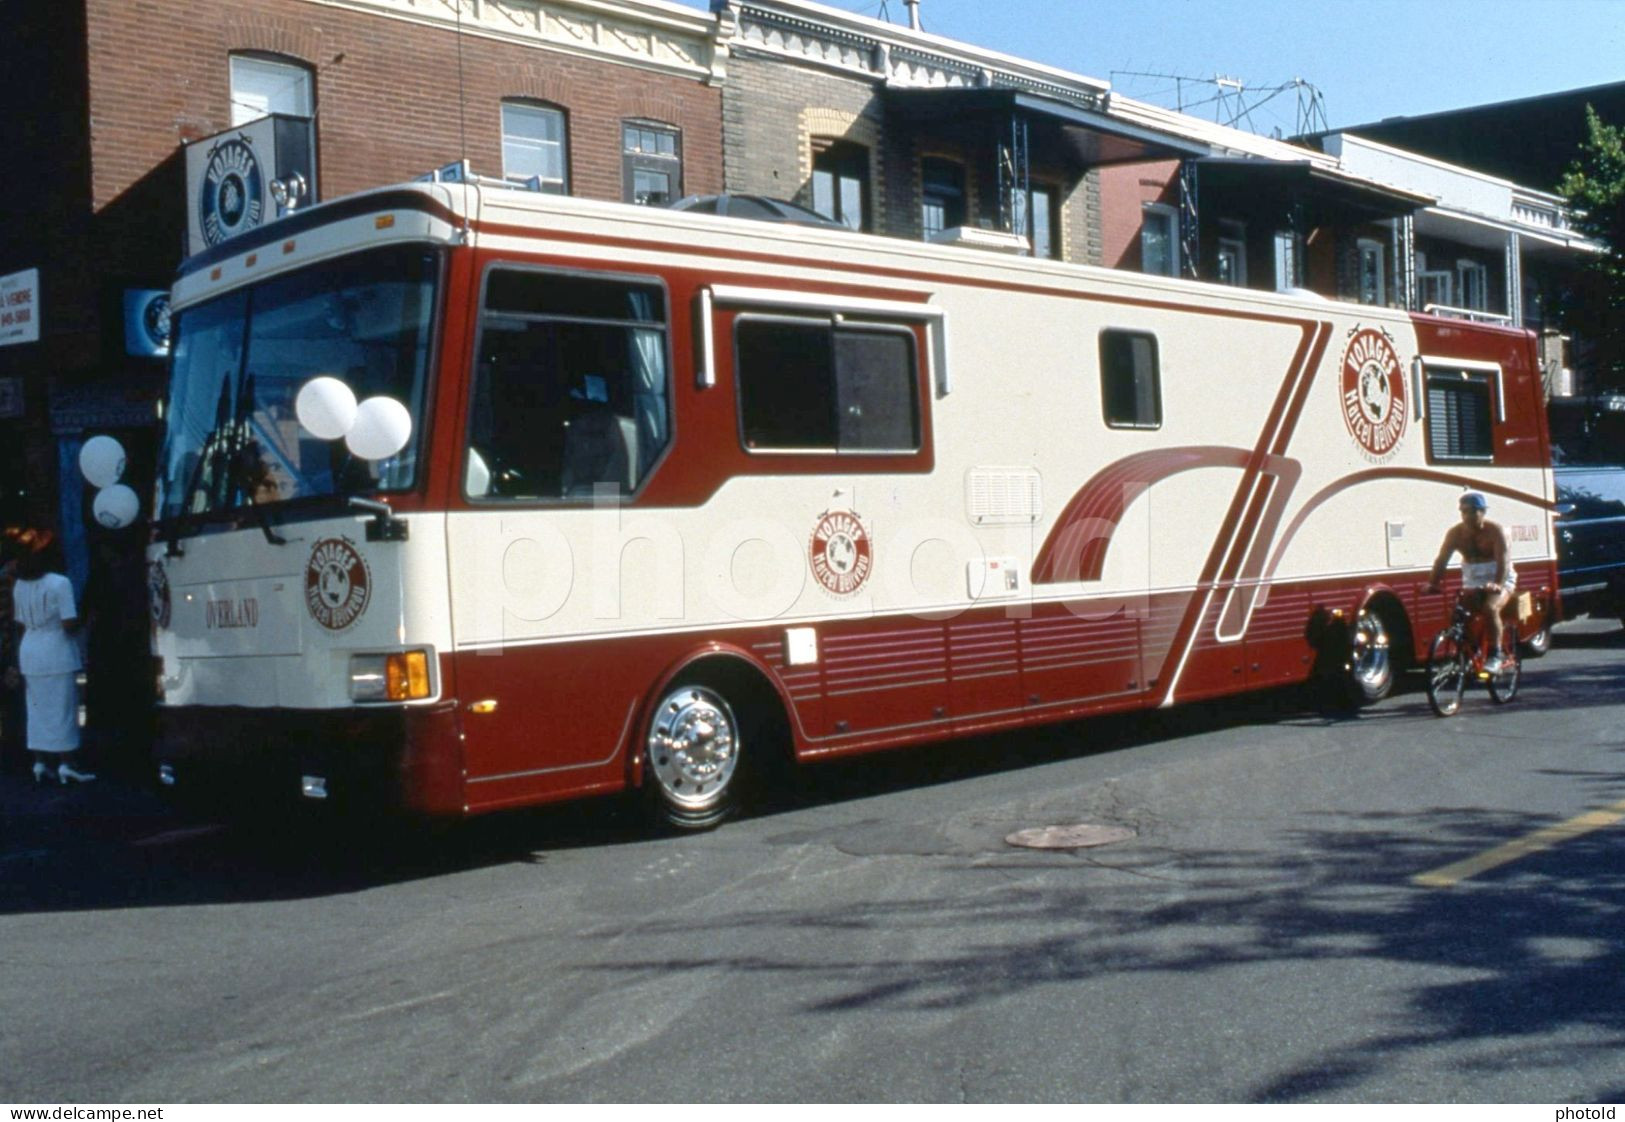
[626,643,799,792]
[1357,585,1416,670]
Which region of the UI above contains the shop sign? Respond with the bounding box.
[0,269,39,347]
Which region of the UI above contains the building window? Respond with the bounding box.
[920,158,966,240]
[502,102,568,194]
[229,54,312,126]
[1273,230,1302,290]
[1216,219,1247,286]
[1141,204,1178,277]
[735,316,919,452]
[1015,185,1060,260]
[466,270,669,500]
[1358,238,1386,305]
[1425,368,1495,462]
[623,122,681,206]
[811,140,869,231]
[1099,329,1162,429]
[1457,259,1489,311]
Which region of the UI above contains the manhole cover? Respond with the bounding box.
[1005,824,1136,850]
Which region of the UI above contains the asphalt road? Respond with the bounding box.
[3,619,1624,1104]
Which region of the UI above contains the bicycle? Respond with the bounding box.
[1424,588,1521,717]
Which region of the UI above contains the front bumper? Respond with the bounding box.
[155,701,465,819]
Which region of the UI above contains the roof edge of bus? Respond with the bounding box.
[175,182,463,282]
[172,178,1477,328]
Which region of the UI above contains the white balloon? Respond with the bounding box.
[295,376,359,441]
[345,396,413,461]
[79,435,127,489]
[93,484,141,529]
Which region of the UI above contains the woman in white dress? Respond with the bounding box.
[12,532,94,784]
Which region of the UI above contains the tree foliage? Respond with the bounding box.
[1558,106,1625,387]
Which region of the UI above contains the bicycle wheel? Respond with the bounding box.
[1426,629,1468,717]
[1488,623,1521,704]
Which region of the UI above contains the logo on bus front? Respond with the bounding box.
[809,510,873,597]
[147,561,171,631]
[1339,326,1407,462]
[305,537,372,632]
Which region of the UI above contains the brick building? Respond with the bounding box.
[0,0,723,765]
[711,0,1447,311]
[0,0,722,549]
[712,0,1212,265]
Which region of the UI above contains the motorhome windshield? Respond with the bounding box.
[157,243,438,522]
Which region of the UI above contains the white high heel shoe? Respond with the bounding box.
[58,763,97,784]
[32,762,48,784]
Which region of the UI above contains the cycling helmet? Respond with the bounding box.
[1459,491,1488,511]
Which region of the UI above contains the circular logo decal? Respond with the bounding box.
[147,561,171,630]
[1340,326,1407,462]
[142,293,171,352]
[809,510,873,597]
[199,137,265,246]
[305,537,372,632]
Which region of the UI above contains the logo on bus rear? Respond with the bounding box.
[305,537,371,632]
[809,510,873,597]
[1340,326,1407,462]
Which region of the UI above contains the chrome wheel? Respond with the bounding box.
[1518,626,1550,659]
[1349,608,1393,702]
[646,684,740,827]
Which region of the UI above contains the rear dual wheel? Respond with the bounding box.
[1348,608,1394,703]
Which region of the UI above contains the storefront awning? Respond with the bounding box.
[1196,157,1435,224]
[885,87,1212,168]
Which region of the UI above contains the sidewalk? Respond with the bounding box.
[0,765,181,856]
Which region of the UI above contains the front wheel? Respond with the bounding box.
[644,682,743,831]
[1426,630,1468,717]
[1489,624,1521,705]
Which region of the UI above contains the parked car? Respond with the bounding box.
[664,193,843,227]
[1549,395,1625,631]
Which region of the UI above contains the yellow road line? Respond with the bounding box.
[1412,798,1625,888]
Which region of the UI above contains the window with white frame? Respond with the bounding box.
[502,102,568,193]
[1457,259,1489,311]
[1357,238,1386,306]
[229,54,313,126]
[1141,204,1177,276]
[1216,219,1246,286]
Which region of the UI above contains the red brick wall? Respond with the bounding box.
[82,0,723,272]
[1097,160,1179,271]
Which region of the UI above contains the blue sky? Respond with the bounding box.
[679,0,1624,135]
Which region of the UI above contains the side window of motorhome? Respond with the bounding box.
[735,316,920,452]
[1100,329,1162,429]
[1425,367,1495,463]
[465,269,670,500]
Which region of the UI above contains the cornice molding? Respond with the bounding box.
[298,0,722,83]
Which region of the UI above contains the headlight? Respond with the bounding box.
[350,650,432,702]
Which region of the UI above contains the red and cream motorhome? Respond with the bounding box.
[149,181,1557,827]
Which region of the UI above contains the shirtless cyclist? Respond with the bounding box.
[1424,491,1515,672]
